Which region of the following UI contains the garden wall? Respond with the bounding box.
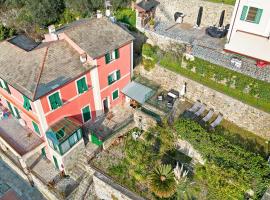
[155,0,234,27]
[93,171,145,200]
[136,65,270,139]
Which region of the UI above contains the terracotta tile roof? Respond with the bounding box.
[62,17,134,59]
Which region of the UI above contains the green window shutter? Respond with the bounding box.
[49,92,62,110]
[14,107,20,119]
[6,101,15,116]
[82,106,91,122]
[49,94,57,110]
[81,77,88,92]
[0,81,3,89]
[112,90,119,100]
[4,82,10,94]
[105,53,111,64]
[116,70,121,80]
[108,75,113,85]
[23,95,31,111]
[77,79,84,94]
[115,49,119,59]
[32,121,40,135]
[240,6,248,20]
[255,9,263,24]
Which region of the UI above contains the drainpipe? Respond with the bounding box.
[228,0,241,43]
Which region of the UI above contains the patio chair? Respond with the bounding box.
[187,101,202,113]
[201,108,214,123]
[209,113,224,130]
[192,103,206,119]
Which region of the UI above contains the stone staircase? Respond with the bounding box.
[66,143,99,199]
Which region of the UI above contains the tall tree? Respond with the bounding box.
[25,0,65,26]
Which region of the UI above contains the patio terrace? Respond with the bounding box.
[0,117,44,158]
[84,104,134,142]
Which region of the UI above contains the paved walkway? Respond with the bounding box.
[0,159,45,200]
[150,22,270,83]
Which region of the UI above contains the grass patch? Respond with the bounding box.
[207,0,236,5]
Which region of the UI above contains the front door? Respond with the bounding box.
[82,106,91,123]
[103,98,109,113]
[53,156,59,169]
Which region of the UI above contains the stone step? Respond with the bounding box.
[73,174,93,200]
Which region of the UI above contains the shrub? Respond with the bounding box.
[115,8,136,27]
[0,24,15,41]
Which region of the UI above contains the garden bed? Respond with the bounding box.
[91,117,270,199]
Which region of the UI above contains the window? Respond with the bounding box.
[61,139,70,154]
[107,70,121,85]
[112,89,119,100]
[32,121,40,135]
[240,6,263,24]
[56,128,65,140]
[6,101,20,119]
[77,129,82,140]
[76,77,88,94]
[48,92,62,110]
[0,78,10,94]
[69,132,78,147]
[23,95,32,111]
[105,49,120,64]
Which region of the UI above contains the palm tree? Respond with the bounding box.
[149,164,177,198]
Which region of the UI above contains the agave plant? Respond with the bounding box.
[149,164,177,198]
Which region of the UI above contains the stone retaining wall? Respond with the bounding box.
[136,65,270,138]
[93,171,145,200]
[155,0,234,27]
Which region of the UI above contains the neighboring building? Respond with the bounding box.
[225,0,270,67]
[0,17,134,171]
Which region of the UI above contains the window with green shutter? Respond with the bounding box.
[32,121,40,135]
[76,77,88,94]
[0,79,10,94]
[240,6,248,20]
[112,90,119,100]
[105,53,111,64]
[6,101,15,116]
[115,49,119,59]
[13,106,20,119]
[48,92,62,110]
[23,95,32,111]
[116,70,121,80]
[108,74,113,85]
[255,9,263,24]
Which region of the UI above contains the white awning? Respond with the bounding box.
[225,31,270,62]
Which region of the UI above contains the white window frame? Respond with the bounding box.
[112,88,119,101]
[47,90,62,111]
[108,70,118,84]
[0,78,7,89]
[81,104,92,123]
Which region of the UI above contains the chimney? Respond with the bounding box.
[97,10,103,19]
[45,25,58,41]
[80,53,87,63]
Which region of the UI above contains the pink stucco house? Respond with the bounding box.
[0,17,134,171]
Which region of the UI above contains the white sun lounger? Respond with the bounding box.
[201,109,214,123]
[193,103,206,119]
[210,113,224,129]
[188,101,202,113]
